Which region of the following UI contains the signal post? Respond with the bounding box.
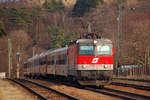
[16,52,20,78]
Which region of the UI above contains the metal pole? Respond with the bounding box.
[88,22,92,33]
[16,63,19,78]
[8,38,12,78]
[118,3,123,64]
[16,52,20,78]
[116,3,123,77]
[33,46,35,57]
[32,14,36,57]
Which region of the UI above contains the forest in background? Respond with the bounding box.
[0,0,150,77]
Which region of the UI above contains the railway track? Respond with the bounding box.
[8,79,80,100]
[29,79,150,100]
[85,87,150,100]
[111,82,150,91]
[113,78,150,83]
[53,80,150,100]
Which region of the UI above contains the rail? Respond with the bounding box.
[113,78,150,83]
[8,78,81,100]
[85,87,150,100]
[111,82,150,91]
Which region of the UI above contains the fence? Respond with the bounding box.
[115,65,150,79]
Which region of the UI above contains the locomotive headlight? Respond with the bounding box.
[94,40,97,44]
[104,65,108,68]
[82,65,86,68]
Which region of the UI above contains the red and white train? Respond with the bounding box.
[24,38,114,86]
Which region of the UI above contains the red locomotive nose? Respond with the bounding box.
[78,55,113,65]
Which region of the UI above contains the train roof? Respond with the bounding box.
[36,47,68,58]
[24,47,68,63]
[76,38,112,44]
[47,47,68,55]
[24,54,39,63]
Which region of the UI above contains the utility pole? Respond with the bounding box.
[118,3,123,63]
[32,14,36,57]
[88,22,92,33]
[32,15,39,57]
[8,38,12,78]
[116,2,123,76]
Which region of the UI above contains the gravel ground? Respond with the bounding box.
[30,79,122,100]
[0,79,38,100]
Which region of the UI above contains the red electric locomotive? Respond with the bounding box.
[68,39,114,86]
[24,37,114,87]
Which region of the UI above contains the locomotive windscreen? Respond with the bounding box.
[96,44,112,55]
[79,45,94,55]
[78,44,112,56]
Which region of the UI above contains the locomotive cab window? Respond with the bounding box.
[79,45,94,55]
[24,63,27,68]
[96,45,112,55]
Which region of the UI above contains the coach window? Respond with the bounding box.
[52,56,54,65]
[28,63,30,68]
[48,56,51,65]
[60,54,65,64]
[34,60,36,66]
[24,63,27,68]
[27,63,28,68]
[60,54,63,64]
[29,62,31,67]
[59,55,62,64]
[64,54,67,64]
[40,58,45,65]
[43,58,46,65]
[25,63,27,68]
[47,59,51,65]
[40,59,42,65]
[28,62,30,68]
[47,56,50,65]
[56,55,60,64]
[35,59,37,66]
[33,60,35,67]
[51,56,54,65]
[37,59,39,66]
[31,60,33,66]
[62,54,66,64]
[29,62,31,68]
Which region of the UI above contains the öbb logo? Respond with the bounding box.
[92,58,99,63]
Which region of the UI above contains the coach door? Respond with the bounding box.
[68,44,77,76]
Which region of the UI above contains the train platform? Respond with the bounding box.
[0,79,37,100]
